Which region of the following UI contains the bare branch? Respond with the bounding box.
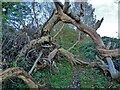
[54,1,80,22]
[58,48,77,65]
[0,67,39,89]
[53,23,64,39]
[68,31,81,51]
[57,10,105,48]
[68,12,80,22]
[16,36,50,61]
[48,48,58,60]
[29,51,43,75]
[77,56,120,79]
[79,2,84,17]
[98,48,120,57]
[105,57,120,79]
[32,0,39,27]
[106,41,111,49]
[53,0,63,9]
[41,10,60,36]
[94,17,104,30]
[58,48,90,66]
[33,48,58,72]
[63,0,70,13]
[54,1,63,14]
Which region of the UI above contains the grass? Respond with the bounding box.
[3,56,120,89]
[31,60,120,88]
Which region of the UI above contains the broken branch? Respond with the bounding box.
[28,50,43,75]
[94,17,104,30]
[0,67,39,89]
[63,0,70,13]
[53,23,64,39]
[68,31,81,51]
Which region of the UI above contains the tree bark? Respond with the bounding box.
[0,67,39,89]
[41,10,60,36]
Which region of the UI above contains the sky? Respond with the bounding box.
[89,0,119,38]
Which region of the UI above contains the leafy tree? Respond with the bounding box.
[2,2,31,29]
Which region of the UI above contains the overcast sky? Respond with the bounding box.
[89,0,118,38]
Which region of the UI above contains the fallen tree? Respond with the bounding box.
[1,0,120,89]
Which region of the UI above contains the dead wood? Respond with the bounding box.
[16,36,50,61]
[32,0,39,27]
[28,51,43,75]
[53,2,120,79]
[9,1,119,86]
[0,67,40,89]
[98,48,120,57]
[63,0,70,13]
[32,48,58,72]
[54,2,105,49]
[106,41,111,49]
[105,57,120,79]
[53,23,64,39]
[94,17,104,30]
[48,48,58,60]
[58,48,95,66]
[58,47,107,70]
[68,31,81,51]
[58,48,77,65]
[41,10,60,36]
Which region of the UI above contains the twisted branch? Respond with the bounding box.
[0,67,39,89]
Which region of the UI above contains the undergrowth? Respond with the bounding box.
[2,25,120,89]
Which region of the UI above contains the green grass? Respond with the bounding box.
[31,60,120,88]
[3,48,120,89]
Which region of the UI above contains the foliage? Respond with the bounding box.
[2,2,31,28]
[32,2,55,25]
[2,78,28,90]
[102,36,120,49]
[79,39,96,60]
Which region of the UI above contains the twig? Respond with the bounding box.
[32,0,39,27]
[106,41,111,49]
[94,17,104,30]
[68,31,81,51]
[53,23,64,39]
[26,49,35,58]
[28,50,43,75]
[113,43,116,49]
[63,0,70,13]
